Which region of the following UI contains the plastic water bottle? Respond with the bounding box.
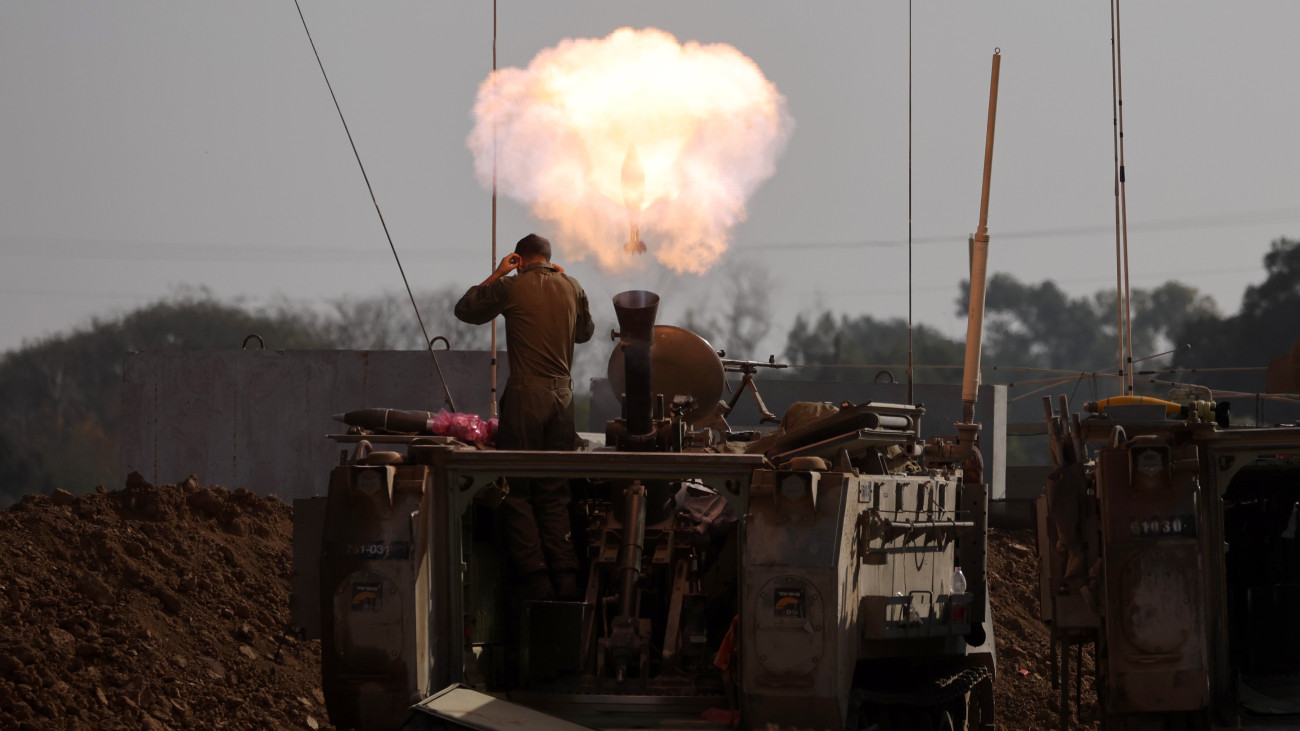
[951,566,967,595]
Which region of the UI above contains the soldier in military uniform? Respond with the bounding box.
[455,233,595,600]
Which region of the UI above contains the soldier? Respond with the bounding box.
[455,233,595,600]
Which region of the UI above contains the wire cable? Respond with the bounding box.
[7,205,1297,261]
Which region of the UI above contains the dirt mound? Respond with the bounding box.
[0,477,1091,730]
[0,474,331,731]
[989,527,1098,730]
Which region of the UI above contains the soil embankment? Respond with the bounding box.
[0,476,331,730]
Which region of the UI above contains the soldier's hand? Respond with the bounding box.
[495,254,521,276]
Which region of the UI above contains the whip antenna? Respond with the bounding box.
[489,0,499,418]
[1108,0,1125,395]
[1111,0,1135,395]
[293,0,456,411]
[906,0,914,404]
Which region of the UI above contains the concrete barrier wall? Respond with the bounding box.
[120,350,505,501]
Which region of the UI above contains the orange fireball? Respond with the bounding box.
[468,27,793,274]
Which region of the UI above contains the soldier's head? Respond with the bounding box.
[515,233,552,263]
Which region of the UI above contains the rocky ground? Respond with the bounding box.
[0,478,1090,730]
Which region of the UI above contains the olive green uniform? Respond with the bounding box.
[455,263,595,577]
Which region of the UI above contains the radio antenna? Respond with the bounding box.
[1110,0,1135,395]
[293,0,456,411]
[906,0,915,404]
[489,0,500,418]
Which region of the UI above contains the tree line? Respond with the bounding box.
[0,239,1296,506]
[783,238,1300,401]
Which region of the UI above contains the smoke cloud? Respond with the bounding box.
[468,28,793,274]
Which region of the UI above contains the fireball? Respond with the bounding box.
[468,27,793,274]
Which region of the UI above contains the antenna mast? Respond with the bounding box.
[959,49,1001,432]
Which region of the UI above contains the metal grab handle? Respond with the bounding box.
[429,336,452,350]
[883,519,976,530]
[242,334,265,350]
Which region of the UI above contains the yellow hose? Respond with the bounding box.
[1084,395,1184,416]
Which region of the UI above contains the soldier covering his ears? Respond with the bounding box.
[455,233,595,600]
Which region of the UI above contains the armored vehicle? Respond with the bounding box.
[314,290,997,731]
[1038,393,1300,730]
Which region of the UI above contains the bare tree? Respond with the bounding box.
[324,288,491,351]
[681,260,775,360]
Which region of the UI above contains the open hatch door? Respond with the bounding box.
[412,685,594,731]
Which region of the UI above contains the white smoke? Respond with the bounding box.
[467,27,793,274]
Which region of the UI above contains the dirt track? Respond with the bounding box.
[0,478,1091,730]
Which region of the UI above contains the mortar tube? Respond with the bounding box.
[612,290,660,442]
[623,340,654,438]
[616,481,648,620]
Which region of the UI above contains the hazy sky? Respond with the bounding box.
[3,2,1298,360]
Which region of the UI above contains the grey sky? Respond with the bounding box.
[3,2,1298,361]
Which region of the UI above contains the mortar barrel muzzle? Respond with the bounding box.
[612,290,659,342]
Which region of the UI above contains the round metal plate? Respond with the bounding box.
[607,325,724,425]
